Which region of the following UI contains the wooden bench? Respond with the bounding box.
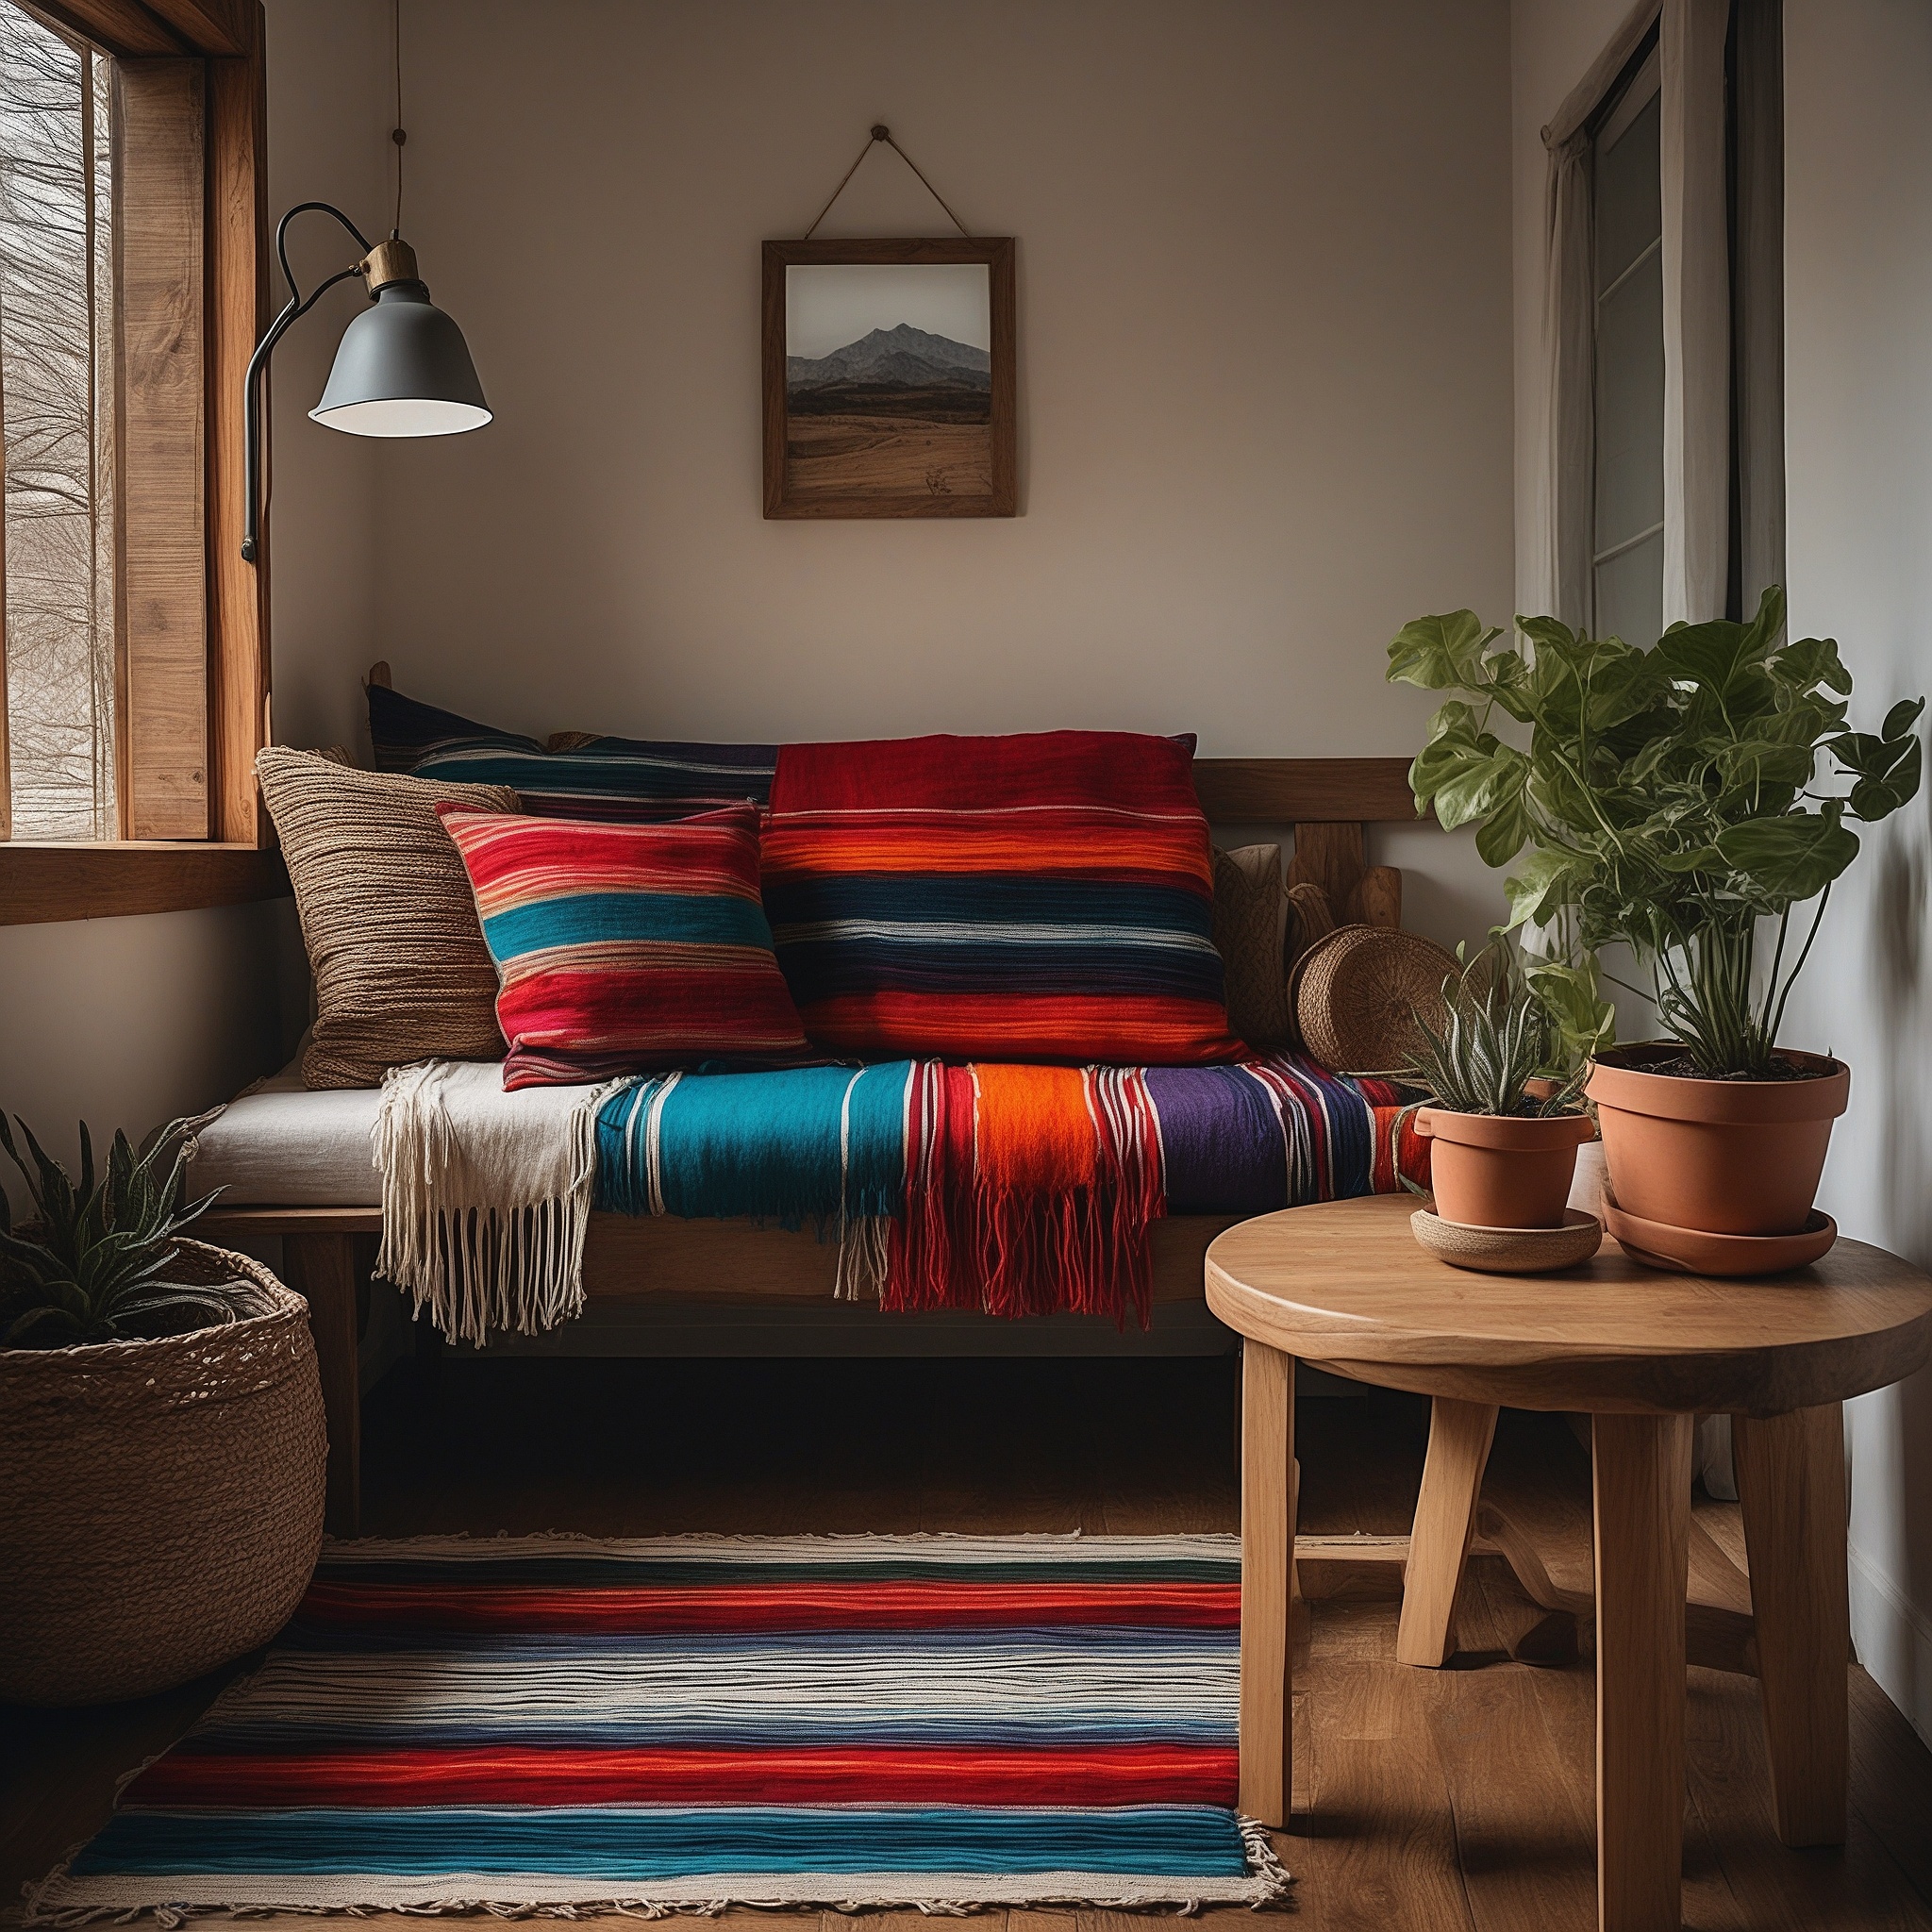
[201,753,1429,1535]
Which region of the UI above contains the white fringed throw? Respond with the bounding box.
[373,1061,620,1345]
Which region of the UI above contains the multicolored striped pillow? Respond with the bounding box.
[436,803,808,1089]
[761,732,1245,1064]
[370,681,776,820]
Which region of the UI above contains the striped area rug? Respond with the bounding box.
[29,1534,1287,1920]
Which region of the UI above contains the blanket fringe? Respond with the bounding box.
[833,1211,892,1300]
[374,1064,614,1346]
[887,1064,1166,1326]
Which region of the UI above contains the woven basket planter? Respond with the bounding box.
[1292,924,1457,1074]
[0,1239,326,1707]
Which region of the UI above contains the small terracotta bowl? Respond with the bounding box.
[1600,1194,1838,1276]
[1411,1207,1604,1274]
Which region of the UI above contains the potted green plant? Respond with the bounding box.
[1404,944,1592,1229]
[0,1114,325,1705]
[1387,585,1922,1241]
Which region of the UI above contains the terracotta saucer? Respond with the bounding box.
[1600,1195,1838,1276]
[1410,1207,1603,1274]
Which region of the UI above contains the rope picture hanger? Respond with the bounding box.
[766,127,1012,519]
[803,125,973,239]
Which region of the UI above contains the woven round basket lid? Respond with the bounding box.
[1294,924,1457,1076]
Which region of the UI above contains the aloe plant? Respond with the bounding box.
[1404,945,1588,1117]
[0,1114,240,1349]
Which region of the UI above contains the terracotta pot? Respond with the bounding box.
[1586,1043,1849,1238]
[1413,1108,1596,1230]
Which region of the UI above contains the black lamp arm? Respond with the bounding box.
[242,201,378,564]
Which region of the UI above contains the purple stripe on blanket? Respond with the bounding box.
[1144,1066,1288,1215]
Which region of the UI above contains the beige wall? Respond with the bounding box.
[6,4,1518,1190]
[258,0,391,751]
[1780,0,1932,1745]
[0,902,295,1203]
[262,0,1515,945]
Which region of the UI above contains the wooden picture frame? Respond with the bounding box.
[762,237,1016,519]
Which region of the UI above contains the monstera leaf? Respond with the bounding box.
[1387,611,1502,692]
[1715,814,1861,904]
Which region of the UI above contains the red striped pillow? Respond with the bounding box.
[761,732,1245,1064]
[436,803,808,1089]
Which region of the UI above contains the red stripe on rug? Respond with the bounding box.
[294,1580,1241,1633]
[125,1743,1238,1810]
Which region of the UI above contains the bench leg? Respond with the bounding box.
[1239,1341,1295,1826]
[1397,1396,1499,1666]
[1732,1403,1849,1847]
[1593,1411,1692,1932]
[284,1232,360,1536]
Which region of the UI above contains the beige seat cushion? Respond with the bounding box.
[257,749,519,1089]
[1212,843,1293,1050]
[189,1061,385,1204]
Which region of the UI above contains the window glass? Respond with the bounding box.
[0,3,115,841]
[1591,76,1663,647]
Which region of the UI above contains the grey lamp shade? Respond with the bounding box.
[309,280,491,438]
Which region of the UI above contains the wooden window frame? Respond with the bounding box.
[0,0,281,924]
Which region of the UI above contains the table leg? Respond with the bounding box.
[1592,1411,1692,1932]
[1239,1341,1294,1826]
[283,1232,360,1537]
[1731,1403,1849,1847]
[1397,1397,1500,1666]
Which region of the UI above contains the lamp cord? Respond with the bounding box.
[391,0,406,239]
[802,125,971,240]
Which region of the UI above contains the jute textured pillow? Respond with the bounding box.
[257,749,520,1089]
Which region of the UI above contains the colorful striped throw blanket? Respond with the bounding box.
[598,1054,1424,1325]
[376,1055,1423,1342]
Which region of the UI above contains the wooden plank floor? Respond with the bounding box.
[6,1353,1932,1931]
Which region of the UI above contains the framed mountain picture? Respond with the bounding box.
[762,237,1016,518]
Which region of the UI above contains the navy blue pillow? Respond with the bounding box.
[366,682,776,821]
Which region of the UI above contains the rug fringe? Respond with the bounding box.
[25,1857,1293,1926]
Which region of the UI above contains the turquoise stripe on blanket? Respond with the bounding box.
[595,1063,912,1224]
[75,1805,1251,1879]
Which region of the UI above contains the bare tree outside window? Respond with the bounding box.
[0,3,116,841]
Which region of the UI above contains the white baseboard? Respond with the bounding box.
[1849,1540,1932,1748]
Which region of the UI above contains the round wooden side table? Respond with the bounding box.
[1206,1192,1932,1932]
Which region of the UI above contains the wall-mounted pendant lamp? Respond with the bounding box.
[240,4,488,562]
[240,208,490,561]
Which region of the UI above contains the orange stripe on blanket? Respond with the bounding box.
[759,825,1213,885]
[887,1064,1165,1326]
[974,1065,1101,1192]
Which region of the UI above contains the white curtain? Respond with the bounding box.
[1732,0,1787,612]
[1541,129,1595,628]
[1661,0,1733,625]
[1534,0,1734,632]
